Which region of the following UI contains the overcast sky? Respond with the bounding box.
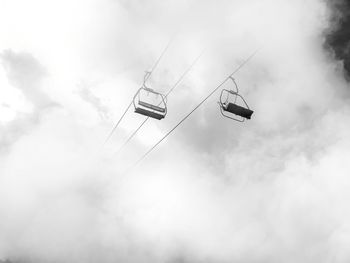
[0,0,350,262]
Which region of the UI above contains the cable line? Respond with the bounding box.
[115,50,205,155]
[129,47,261,170]
[103,37,174,145]
[103,101,132,145]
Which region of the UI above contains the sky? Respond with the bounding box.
[0,0,350,262]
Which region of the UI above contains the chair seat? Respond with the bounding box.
[135,107,165,120]
[139,101,166,113]
[223,103,254,119]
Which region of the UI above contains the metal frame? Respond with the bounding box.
[218,77,251,122]
[133,72,167,119]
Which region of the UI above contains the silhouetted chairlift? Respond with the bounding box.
[133,72,167,120]
[219,77,253,122]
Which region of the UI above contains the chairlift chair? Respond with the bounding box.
[219,77,253,122]
[133,78,167,120]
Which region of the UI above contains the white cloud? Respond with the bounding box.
[0,0,350,262]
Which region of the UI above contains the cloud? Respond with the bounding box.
[1,50,51,108]
[0,0,350,263]
[325,0,350,79]
[0,50,59,152]
[76,81,110,120]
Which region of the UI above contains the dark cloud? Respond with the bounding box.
[325,0,350,79]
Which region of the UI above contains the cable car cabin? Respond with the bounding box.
[133,87,167,120]
[218,78,253,122]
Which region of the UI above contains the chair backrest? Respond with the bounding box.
[138,100,166,113]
